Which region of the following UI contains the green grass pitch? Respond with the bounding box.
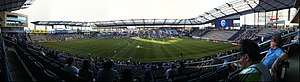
[39,38,238,62]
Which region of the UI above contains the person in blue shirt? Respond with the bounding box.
[261,35,288,76]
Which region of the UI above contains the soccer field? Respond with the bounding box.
[39,38,238,62]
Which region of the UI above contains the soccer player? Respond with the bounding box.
[180,52,183,57]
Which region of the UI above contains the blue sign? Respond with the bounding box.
[216,19,233,28]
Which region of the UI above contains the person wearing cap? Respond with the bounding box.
[228,39,271,81]
[261,35,288,75]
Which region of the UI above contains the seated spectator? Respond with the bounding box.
[142,64,154,82]
[64,57,79,76]
[261,35,288,80]
[227,39,271,81]
[79,60,94,82]
[164,63,179,80]
[96,61,119,82]
[177,61,187,74]
[121,69,133,82]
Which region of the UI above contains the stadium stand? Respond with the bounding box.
[234,29,260,42]
[0,35,87,82]
[201,30,238,41]
[190,29,210,37]
[30,34,86,42]
[1,0,299,81]
[1,30,297,81]
[227,30,246,41]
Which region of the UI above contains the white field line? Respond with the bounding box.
[112,39,136,58]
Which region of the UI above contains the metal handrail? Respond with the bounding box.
[0,37,12,82]
[185,52,241,65]
[258,31,298,46]
[187,31,298,68]
[186,60,240,68]
[188,41,296,68]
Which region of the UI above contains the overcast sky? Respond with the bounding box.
[14,0,233,22]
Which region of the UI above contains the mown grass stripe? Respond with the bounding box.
[39,38,238,62]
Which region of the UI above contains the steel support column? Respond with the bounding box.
[244,15,246,27]
[265,11,267,28]
[254,12,256,27]
[258,12,260,28]
[276,10,278,28]
[288,8,291,21]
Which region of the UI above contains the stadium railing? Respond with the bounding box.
[0,36,12,82]
[185,52,241,65]
[258,31,298,46]
[186,38,296,82]
[186,31,298,66]
[186,41,296,69]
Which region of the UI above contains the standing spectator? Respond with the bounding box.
[228,39,271,81]
[96,61,119,82]
[79,60,94,82]
[164,63,179,80]
[64,57,79,76]
[261,35,288,80]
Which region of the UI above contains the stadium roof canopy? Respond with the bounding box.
[31,19,201,27]
[31,21,95,27]
[195,0,295,24]
[291,0,299,23]
[31,0,297,27]
[0,0,34,12]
